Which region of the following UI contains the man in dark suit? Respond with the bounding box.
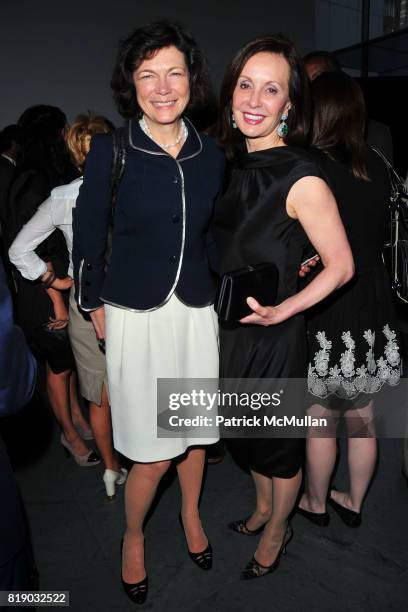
[0,125,20,230]
[0,125,21,292]
[0,259,36,590]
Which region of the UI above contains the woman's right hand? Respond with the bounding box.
[90,306,105,340]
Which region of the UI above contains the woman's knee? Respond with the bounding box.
[306,404,339,437]
[144,460,172,479]
[345,402,375,437]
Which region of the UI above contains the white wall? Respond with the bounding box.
[0,0,316,127]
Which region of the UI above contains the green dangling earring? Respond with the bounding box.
[277,113,289,138]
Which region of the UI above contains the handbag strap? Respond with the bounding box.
[109,124,128,224]
[103,125,128,266]
[372,147,408,303]
[371,146,407,204]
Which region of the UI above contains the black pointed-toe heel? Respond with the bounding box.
[296,506,330,527]
[327,489,361,528]
[188,542,213,570]
[120,539,148,604]
[121,576,148,605]
[179,514,212,570]
[228,517,266,536]
[240,523,293,581]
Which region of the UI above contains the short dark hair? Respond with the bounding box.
[218,34,311,160]
[311,71,368,180]
[0,124,22,153]
[303,50,342,73]
[111,20,213,123]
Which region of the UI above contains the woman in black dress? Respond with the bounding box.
[297,72,401,527]
[213,35,354,579]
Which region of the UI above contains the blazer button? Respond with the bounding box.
[85,280,91,287]
[173,176,179,184]
[172,214,180,223]
[169,255,177,263]
[83,296,89,302]
[86,263,93,271]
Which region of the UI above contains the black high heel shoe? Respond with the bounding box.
[240,523,293,581]
[179,514,212,570]
[228,517,266,536]
[296,505,330,527]
[327,489,361,528]
[120,539,148,604]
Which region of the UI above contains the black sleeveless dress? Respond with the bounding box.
[213,146,323,478]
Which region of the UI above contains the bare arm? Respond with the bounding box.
[241,176,354,326]
[41,263,69,329]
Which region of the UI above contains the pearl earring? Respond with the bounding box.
[232,113,237,129]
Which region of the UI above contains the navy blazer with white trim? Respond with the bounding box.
[72,118,224,312]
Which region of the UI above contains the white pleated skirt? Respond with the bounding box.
[105,293,220,462]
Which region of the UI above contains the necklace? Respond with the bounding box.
[139,116,187,150]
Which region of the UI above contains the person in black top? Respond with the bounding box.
[213,35,354,580]
[298,72,401,527]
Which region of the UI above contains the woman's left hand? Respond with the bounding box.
[239,297,287,326]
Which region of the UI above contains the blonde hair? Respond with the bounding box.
[66,112,114,170]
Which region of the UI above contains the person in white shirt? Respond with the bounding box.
[9,113,127,498]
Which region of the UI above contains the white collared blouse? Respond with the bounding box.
[9,177,82,279]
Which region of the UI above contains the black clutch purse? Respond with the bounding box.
[215,263,279,323]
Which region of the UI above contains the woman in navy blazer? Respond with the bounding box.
[72,21,224,604]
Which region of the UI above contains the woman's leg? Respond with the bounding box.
[46,364,89,456]
[299,404,339,513]
[89,384,119,471]
[331,402,377,513]
[243,470,273,530]
[123,460,172,583]
[299,438,337,513]
[255,469,302,566]
[177,448,208,553]
[68,371,92,435]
